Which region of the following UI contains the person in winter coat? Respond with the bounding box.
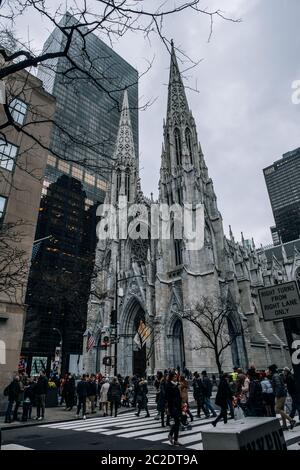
[283,367,300,421]
[107,377,122,417]
[246,370,264,417]
[192,372,209,419]
[165,371,182,446]
[157,374,168,427]
[179,375,194,421]
[135,378,150,418]
[87,375,97,414]
[212,373,233,427]
[154,371,163,419]
[76,374,89,419]
[99,378,110,416]
[22,377,36,422]
[201,371,217,418]
[64,374,76,411]
[35,371,48,421]
[4,375,21,423]
[269,364,296,430]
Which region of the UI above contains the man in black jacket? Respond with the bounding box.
[283,367,300,421]
[35,370,48,421]
[76,374,88,419]
[4,375,21,423]
[192,372,209,419]
[201,371,217,418]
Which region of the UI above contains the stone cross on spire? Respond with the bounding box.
[114,89,136,163]
[166,40,190,124]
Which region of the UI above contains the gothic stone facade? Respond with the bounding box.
[83,45,292,376]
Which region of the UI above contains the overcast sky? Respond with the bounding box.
[11,0,300,246]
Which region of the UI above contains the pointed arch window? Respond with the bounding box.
[185,127,193,164]
[174,239,182,266]
[125,168,130,201]
[174,128,182,166]
[116,170,121,200]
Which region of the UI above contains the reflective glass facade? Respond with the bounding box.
[264,147,300,243]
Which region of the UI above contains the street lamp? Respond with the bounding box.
[52,328,63,375]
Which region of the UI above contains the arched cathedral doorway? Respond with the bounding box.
[172,319,185,370]
[133,310,147,377]
[120,298,147,377]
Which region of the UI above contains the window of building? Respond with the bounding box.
[0,139,18,171]
[47,155,57,167]
[97,179,107,191]
[174,239,182,266]
[174,128,182,166]
[58,160,70,174]
[125,169,130,201]
[0,196,7,223]
[9,98,27,125]
[116,170,121,200]
[185,127,193,164]
[72,166,83,180]
[84,172,95,186]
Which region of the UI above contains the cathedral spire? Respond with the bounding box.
[114,89,136,163]
[166,40,190,123]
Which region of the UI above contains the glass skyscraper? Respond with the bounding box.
[22,13,139,374]
[264,147,300,244]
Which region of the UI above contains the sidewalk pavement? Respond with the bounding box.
[1,405,135,431]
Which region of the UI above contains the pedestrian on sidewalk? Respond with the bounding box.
[246,369,264,417]
[283,367,300,422]
[179,375,194,422]
[108,377,122,417]
[201,371,217,418]
[135,378,150,418]
[192,372,209,419]
[154,371,163,419]
[99,378,110,416]
[261,371,275,417]
[76,374,88,419]
[157,373,168,427]
[4,374,21,423]
[64,373,76,411]
[166,371,182,446]
[87,374,97,414]
[35,371,48,421]
[22,377,36,422]
[268,364,296,431]
[212,373,233,427]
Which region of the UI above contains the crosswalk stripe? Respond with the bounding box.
[102,422,163,436]
[136,423,212,442]
[41,411,156,429]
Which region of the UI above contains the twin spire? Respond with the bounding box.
[113,89,136,163]
[166,40,190,123]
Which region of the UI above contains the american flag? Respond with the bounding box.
[86,331,95,353]
[31,239,43,261]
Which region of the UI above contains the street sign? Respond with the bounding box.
[258,281,300,322]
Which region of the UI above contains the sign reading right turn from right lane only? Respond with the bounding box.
[258,280,300,322]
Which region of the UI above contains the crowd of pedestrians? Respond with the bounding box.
[3,363,300,447]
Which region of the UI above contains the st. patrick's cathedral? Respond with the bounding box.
[83,44,297,376]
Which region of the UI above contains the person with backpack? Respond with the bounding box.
[283,367,300,422]
[192,372,209,419]
[4,374,21,423]
[261,371,275,417]
[201,370,217,418]
[269,364,296,430]
[246,369,264,417]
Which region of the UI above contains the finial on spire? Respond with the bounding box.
[229,225,234,241]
